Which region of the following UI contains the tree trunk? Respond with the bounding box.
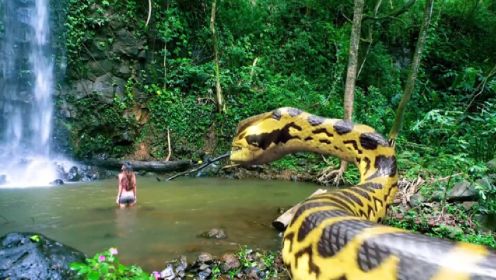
[335,0,365,182]
[343,0,365,120]
[210,0,225,113]
[388,0,435,144]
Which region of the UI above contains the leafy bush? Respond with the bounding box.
[70,248,154,280]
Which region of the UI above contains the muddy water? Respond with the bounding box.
[0,177,320,271]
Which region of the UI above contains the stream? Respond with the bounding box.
[0,177,320,271]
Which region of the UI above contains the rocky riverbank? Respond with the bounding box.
[0,232,289,280]
[151,248,289,280]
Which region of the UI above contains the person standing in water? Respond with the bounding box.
[116,162,137,208]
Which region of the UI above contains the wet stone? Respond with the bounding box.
[0,232,85,280]
[221,253,240,272]
[197,252,214,263]
[198,228,227,240]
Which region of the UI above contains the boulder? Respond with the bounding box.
[50,179,64,186]
[487,158,496,173]
[475,177,493,190]
[92,73,126,104]
[116,63,131,79]
[88,36,110,60]
[66,166,81,182]
[87,59,114,80]
[112,29,144,57]
[447,180,477,202]
[0,232,85,280]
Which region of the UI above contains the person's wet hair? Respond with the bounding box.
[122,161,133,172]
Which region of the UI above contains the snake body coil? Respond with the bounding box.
[230,107,496,280]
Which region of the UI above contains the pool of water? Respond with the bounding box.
[0,177,320,271]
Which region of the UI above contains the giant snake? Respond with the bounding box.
[229,107,496,280]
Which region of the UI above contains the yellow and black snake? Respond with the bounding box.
[229,107,496,280]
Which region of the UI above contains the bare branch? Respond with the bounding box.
[145,0,152,27]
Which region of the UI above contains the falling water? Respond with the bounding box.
[0,0,66,186]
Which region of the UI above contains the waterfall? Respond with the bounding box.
[0,0,67,186]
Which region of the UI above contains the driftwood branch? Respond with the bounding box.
[166,152,230,181]
[272,188,329,231]
[88,159,191,172]
[165,128,172,162]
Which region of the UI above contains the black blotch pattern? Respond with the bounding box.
[294,245,321,276]
[343,140,363,154]
[334,120,353,135]
[363,157,371,174]
[245,122,302,150]
[308,115,325,126]
[366,155,397,180]
[305,196,356,214]
[304,136,313,141]
[297,210,349,242]
[356,232,454,279]
[272,109,282,120]
[349,187,371,201]
[359,132,389,150]
[357,238,392,271]
[372,197,383,211]
[341,191,364,207]
[283,232,295,252]
[236,118,263,136]
[357,205,375,219]
[359,182,383,191]
[331,193,359,211]
[288,107,303,117]
[317,219,377,257]
[320,139,331,144]
[382,183,397,205]
[312,127,334,137]
[291,201,343,227]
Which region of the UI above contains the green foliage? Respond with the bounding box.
[385,205,496,249]
[68,95,138,158]
[235,246,278,280]
[29,234,41,243]
[61,0,496,236]
[64,0,111,76]
[70,248,154,280]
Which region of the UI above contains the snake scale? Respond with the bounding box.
[229,107,496,280]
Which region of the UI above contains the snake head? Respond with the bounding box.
[230,110,294,165]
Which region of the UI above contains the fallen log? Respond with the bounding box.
[272,188,329,232]
[87,158,192,173]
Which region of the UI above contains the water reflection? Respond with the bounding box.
[115,207,137,238]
